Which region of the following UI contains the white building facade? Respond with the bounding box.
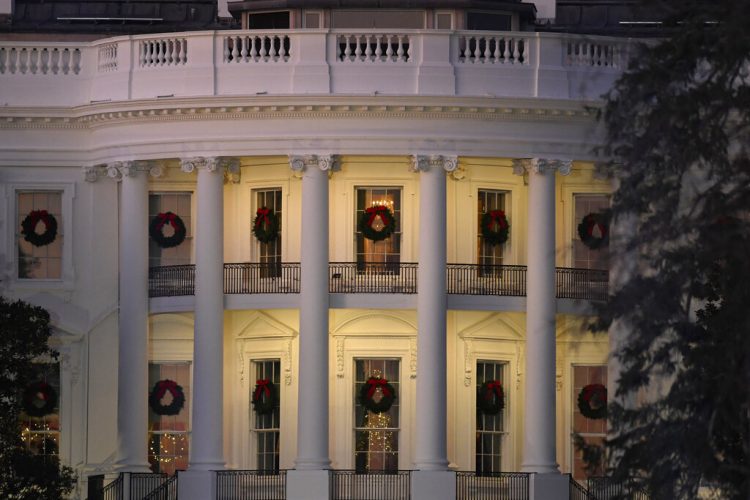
[0,4,628,498]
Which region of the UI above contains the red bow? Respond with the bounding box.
[155,212,178,232]
[24,210,50,233]
[484,380,502,401]
[155,379,178,400]
[255,208,272,228]
[582,384,606,405]
[486,210,508,231]
[254,379,271,400]
[365,377,391,399]
[365,205,391,227]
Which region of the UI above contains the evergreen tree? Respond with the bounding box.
[0,297,76,499]
[595,0,750,498]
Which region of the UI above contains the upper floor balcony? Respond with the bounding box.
[149,261,608,304]
[0,29,630,108]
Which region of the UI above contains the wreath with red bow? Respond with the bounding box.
[481,210,510,246]
[577,383,607,420]
[359,376,397,414]
[21,210,58,247]
[477,380,505,415]
[148,379,186,416]
[22,381,58,417]
[252,379,276,415]
[577,213,609,250]
[149,212,187,249]
[252,208,280,244]
[358,205,397,242]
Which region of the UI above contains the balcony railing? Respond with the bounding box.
[456,471,531,500]
[147,263,608,301]
[0,31,630,107]
[216,470,286,500]
[587,477,651,500]
[329,262,418,294]
[329,470,411,500]
[130,473,169,499]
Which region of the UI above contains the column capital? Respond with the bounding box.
[180,156,238,173]
[288,154,340,177]
[87,160,162,182]
[512,158,572,176]
[409,155,458,174]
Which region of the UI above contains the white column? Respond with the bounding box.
[292,155,334,470]
[114,161,151,472]
[515,158,571,474]
[412,155,455,470]
[183,157,226,470]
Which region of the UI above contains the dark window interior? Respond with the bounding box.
[247,11,289,29]
[467,12,512,31]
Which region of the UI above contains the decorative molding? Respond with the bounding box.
[0,102,598,130]
[180,157,239,179]
[284,339,293,385]
[556,369,563,392]
[463,339,473,386]
[409,155,430,173]
[288,154,340,177]
[335,337,345,378]
[409,337,417,379]
[96,160,158,181]
[512,158,573,176]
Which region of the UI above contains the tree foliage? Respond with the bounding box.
[595,0,750,497]
[0,297,76,499]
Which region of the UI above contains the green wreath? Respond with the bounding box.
[577,383,607,420]
[358,205,397,242]
[577,213,609,250]
[149,212,187,249]
[252,379,276,415]
[21,210,58,247]
[359,376,397,414]
[22,381,58,417]
[477,380,505,415]
[481,210,509,246]
[149,379,185,416]
[252,208,280,244]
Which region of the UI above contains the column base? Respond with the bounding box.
[412,470,456,500]
[287,470,329,500]
[178,470,216,500]
[531,473,570,500]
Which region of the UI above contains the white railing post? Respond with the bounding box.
[534,33,570,98]
[416,32,455,95]
[292,31,329,93]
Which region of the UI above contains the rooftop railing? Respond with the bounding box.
[148,262,608,301]
[0,30,630,107]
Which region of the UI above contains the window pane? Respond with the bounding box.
[476,360,505,473]
[477,190,506,271]
[19,363,60,457]
[572,365,607,480]
[149,193,192,268]
[574,194,610,270]
[354,359,400,472]
[255,189,282,275]
[253,360,281,471]
[17,191,63,279]
[355,188,402,266]
[148,363,191,475]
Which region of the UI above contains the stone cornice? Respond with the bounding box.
[0,97,599,130]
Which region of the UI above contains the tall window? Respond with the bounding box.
[354,359,400,472]
[19,363,60,457]
[476,361,505,473]
[355,188,401,266]
[572,365,607,480]
[149,193,192,268]
[253,360,281,471]
[17,191,63,279]
[574,194,610,270]
[255,189,282,270]
[478,190,507,271]
[148,363,190,475]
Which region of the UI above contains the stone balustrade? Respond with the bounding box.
[0,30,631,107]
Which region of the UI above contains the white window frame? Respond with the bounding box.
[4,182,75,289]
[434,10,454,29]
[474,359,509,473]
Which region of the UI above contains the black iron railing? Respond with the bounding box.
[101,474,123,500]
[446,264,527,296]
[587,477,650,500]
[329,470,411,500]
[216,470,287,500]
[569,475,591,500]
[130,473,168,499]
[88,474,105,500]
[556,267,608,301]
[224,262,301,294]
[148,263,609,301]
[149,264,196,297]
[456,472,530,500]
[329,262,418,294]
[143,473,178,500]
